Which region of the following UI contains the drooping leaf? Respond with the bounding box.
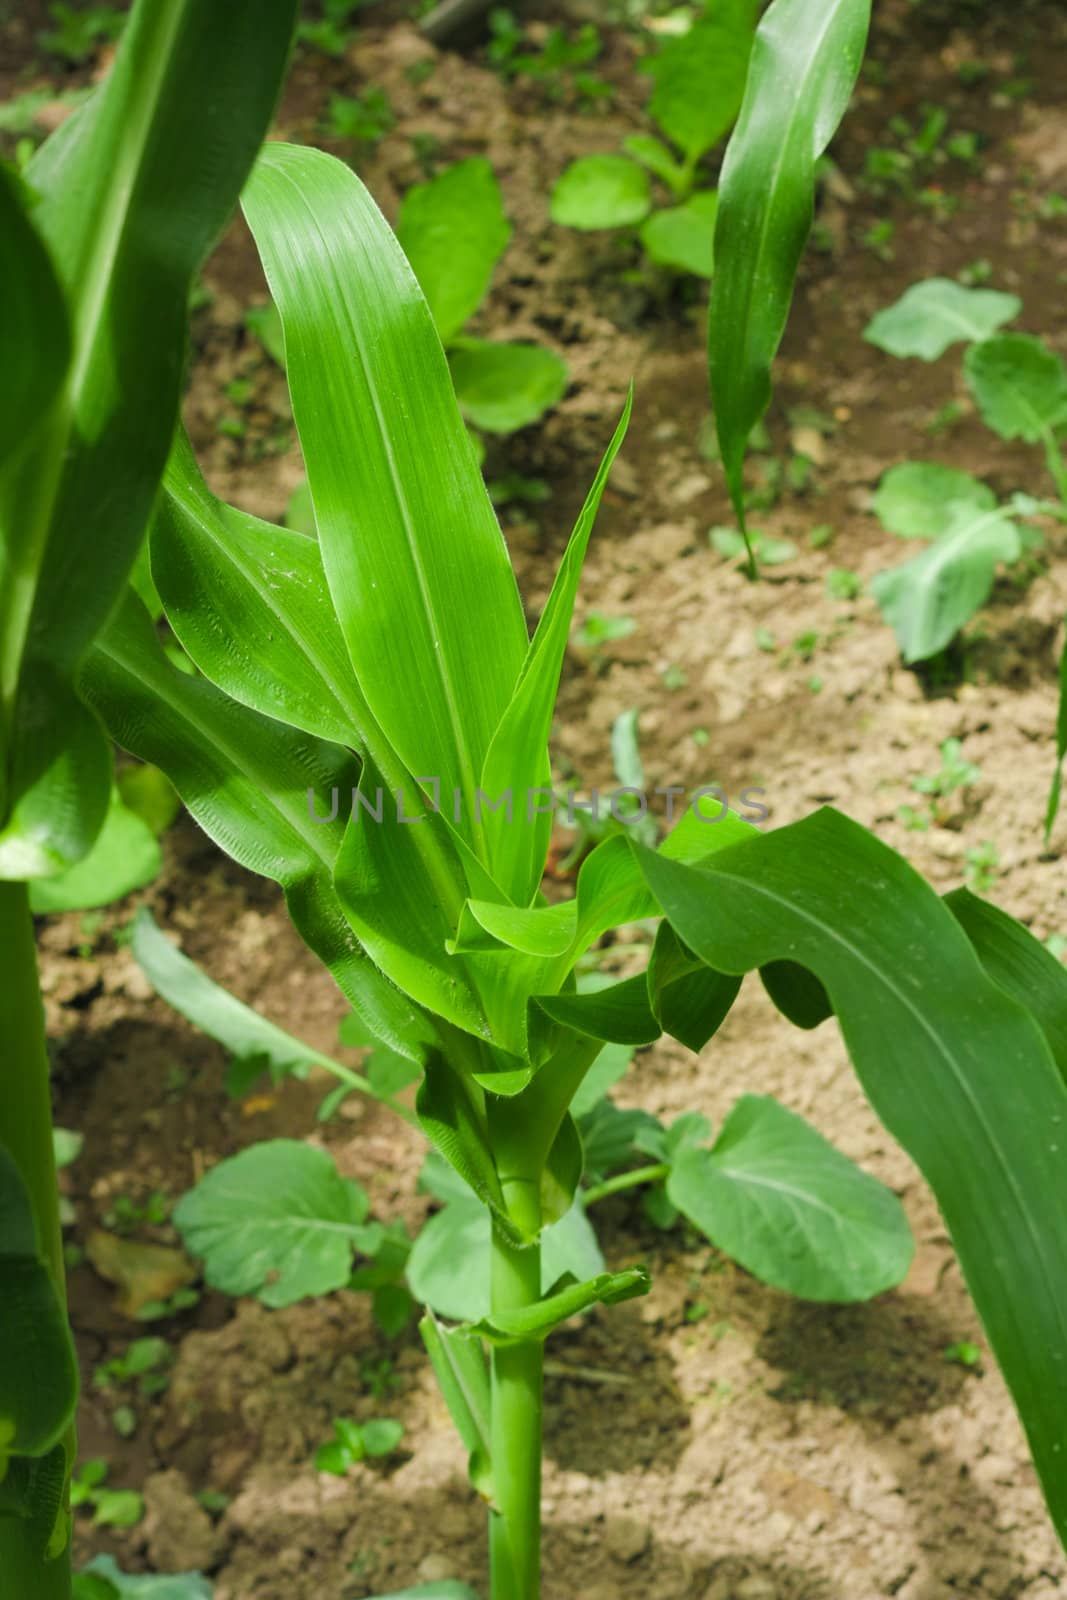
[27,785,160,913]
[639,190,719,278]
[632,807,1067,1542]
[708,0,871,526]
[130,909,396,1092]
[550,154,651,229]
[150,432,362,747]
[419,1313,492,1497]
[173,1140,381,1309]
[872,461,996,539]
[469,1265,650,1344]
[397,156,512,344]
[647,919,741,1051]
[242,145,529,846]
[863,278,1020,360]
[0,0,297,875]
[449,339,568,434]
[667,1095,913,1301]
[946,889,1067,1081]
[82,594,434,1060]
[870,503,1021,663]
[536,975,661,1047]
[647,6,755,165]
[964,333,1067,443]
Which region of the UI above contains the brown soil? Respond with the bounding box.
[9,0,1067,1595]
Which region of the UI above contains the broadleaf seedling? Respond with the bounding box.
[397,156,569,435]
[550,5,757,278]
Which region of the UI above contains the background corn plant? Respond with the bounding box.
[0,2,297,1591]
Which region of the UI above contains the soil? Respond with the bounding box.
[7,0,1067,1595]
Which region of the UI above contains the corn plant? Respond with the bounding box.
[0,3,297,1592]
[550,0,757,278]
[7,0,1067,1597]
[69,5,1067,1589]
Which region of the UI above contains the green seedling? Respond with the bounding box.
[315,1418,405,1475]
[487,10,610,105]
[710,525,798,567]
[92,1338,172,1400]
[899,739,982,831]
[573,610,636,654]
[325,89,394,148]
[397,157,569,435]
[943,1340,983,1370]
[38,4,125,64]
[864,283,1067,664]
[965,841,1000,896]
[826,568,861,601]
[296,0,364,56]
[69,1461,142,1530]
[550,4,758,278]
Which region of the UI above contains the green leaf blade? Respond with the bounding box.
[633,808,1067,1543]
[708,0,871,523]
[397,156,512,344]
[864,279,1021,361]
[242,144,529,844]
[668,1094,912,1301]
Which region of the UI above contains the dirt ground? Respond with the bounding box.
[8,0,1067,1594]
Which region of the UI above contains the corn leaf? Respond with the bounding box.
[0,167,69,474]
[709,0,871,527]
[0,0,296,875]
[81,595,432,1059]
[242,145,529,850]
[150,434,362,748]
[633,807,1067,1543]
[479,395,630,901]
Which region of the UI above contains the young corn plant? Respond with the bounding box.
[0,2,297,1592]
[6,1,1067,1597]
[74,10,1067,1589]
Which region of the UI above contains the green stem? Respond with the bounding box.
[489,1215,543,1600]
[0,881,72,1598]
[582,1161,670,1208]
[1043,428,1067,507]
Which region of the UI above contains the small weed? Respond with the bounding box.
[965,840,999,895]
[70,1460,144,1529]
[38,3,124,64]
[325,89,394,148]
[315,1417,405,1474]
